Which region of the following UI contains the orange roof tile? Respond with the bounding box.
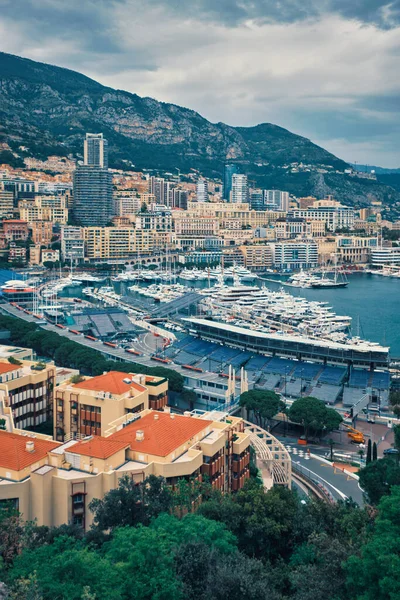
[70,436,129,459]
[73,371,146,396]
[0,363,20,375]
[111,412,212,457]
[0,432,60,472]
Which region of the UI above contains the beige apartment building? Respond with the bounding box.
[185,203,285,229]
[173,215,219,236]
[83,227,172,260]
[0,188,14,219]
[0,405,250,529]
[54,370,168,441]
[19,196,68,225]
[29,220,53,245]
[0,359,55,430]
[238,244,273,270]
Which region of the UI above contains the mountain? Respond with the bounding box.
[350,164,400,174]
[0,51,399,207]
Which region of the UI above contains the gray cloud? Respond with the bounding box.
[0,0,399,166]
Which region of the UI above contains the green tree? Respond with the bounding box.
[89,474,173,531]
[358,457,400,504]
[288,396,342,440]
[240,390,284,429]
[394,424,400,452]
[345,486,400,600]
[366,439,372,464]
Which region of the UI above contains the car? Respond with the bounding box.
[383,448,399,455]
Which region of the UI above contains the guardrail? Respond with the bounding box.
[292,462,335,503]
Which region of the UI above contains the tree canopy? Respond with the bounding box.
[240,389,285,429]
[288,396,342,440]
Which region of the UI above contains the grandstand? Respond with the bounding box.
[343,386,368,407]
[264,357,295,376]
[245,356,270,372]
[280,378,304,397]
[173,351,201,366]
[257,373,281,391]
[349,369,370,388]
[292,361,323,381]
[69,308,136,339]
[208,346,242,363]
[371,371,390,389]
[318,366,346,385]
[309,383,342,405]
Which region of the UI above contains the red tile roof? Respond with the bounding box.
[73,371,146,396]
[111,412,212,457]
[0,363,20,375]
[70,436,129,459]
[0,432,60,472]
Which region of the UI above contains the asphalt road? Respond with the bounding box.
[282,439,364,505]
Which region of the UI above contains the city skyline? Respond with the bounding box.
[0,1,399,167]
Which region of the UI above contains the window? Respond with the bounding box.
[73,494,84,504]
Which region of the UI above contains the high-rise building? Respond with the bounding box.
[169,188,188,210]
[231,174,248,204]
[249,189,264,211]
[223,164,240,201]
[84,133,108,168]
[264,190,289,212]
[73,134,113,226]
[149,177,176,205]
[196,178,208,202]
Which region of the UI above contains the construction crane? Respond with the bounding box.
[342,423,365,444]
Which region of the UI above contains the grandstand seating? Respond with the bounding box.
[183,339,219,356]
[264,357,295,375]
[258,374,281,391]
[292,361,322,381]
[309,383,341,405]
[371,371,390,389]
[317,366,346,386]
[173,351,200,366]
[245,356,270,371]
[349,369,370,388]
[174,336,193,349]
[209,346,241,362]
[282,378,304,397]
[343,386,368,406]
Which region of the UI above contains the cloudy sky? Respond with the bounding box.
[1,0,400,167]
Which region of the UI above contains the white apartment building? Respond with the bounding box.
[231,174,248,204]
[61,226,85,262]
[371,247,400,267]
[289,202,354,232]
[264,190,289,212]
[271,240,319,269]
[196,179,208,203]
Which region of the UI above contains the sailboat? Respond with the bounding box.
[310,255,348,289]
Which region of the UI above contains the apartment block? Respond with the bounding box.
[0,188,14,218]
[238,244,273,270]
[82,227,171,260]
[30,221,53,246]
[2,220,29,242]
[0,360,55,429]
[61,226,85,262]
[0,407,250,528]
[173,214,219,236]
[19,196,68,224]
[271,240,319,269]
[54,371,168,441]
[290,199,354,232]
